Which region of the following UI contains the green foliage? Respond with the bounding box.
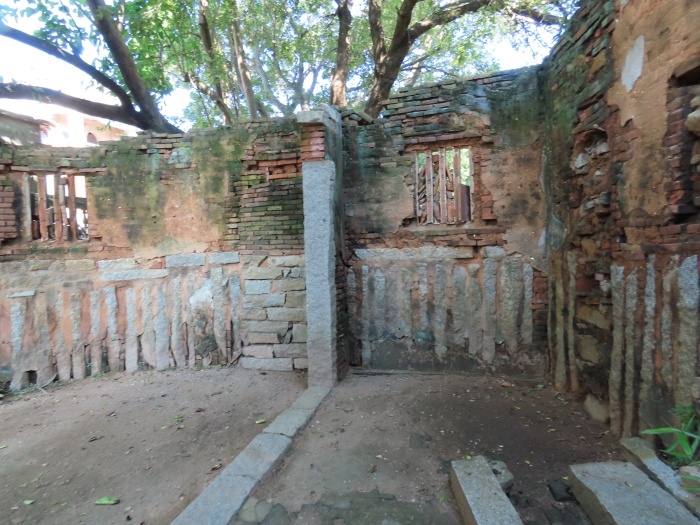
[4,0,577,127]
[642,405,700,468]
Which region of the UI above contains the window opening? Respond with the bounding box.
[413,146,472,224]
[29,173,88,241]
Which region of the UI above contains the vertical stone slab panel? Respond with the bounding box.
[398,266,412,339]
[104,286,121,372]
[482,257,498,363]
[499,256,524,355]
[186,273,197,367]
[89,290,102,375]
[467,264,483,356]
[34,293,54,385]
[417,263,429,333]
[346,267,357,335]
[451,265,468,348]
[553,258,567,391]
[370,268,386,341]
[141,281,156,368]
[384,265,398,338]
[522,263,534,345]
[155,282,170,370]
[610,265,625,436]
[623,270,638,437]
[677,256,699,408]
[434,263,448,358]
[125,288,138,373]
[360,265,371,366]
[70,292,85,380]
[53,292,71,381]
[661,257,679,391]
[230,273,242,357]
[9,300,27,390]
[169,274,185,367]
[211,267,228,362]
[641,256,656,414]
[302,160,338,387]
[566,252,579,392]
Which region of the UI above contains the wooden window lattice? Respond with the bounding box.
[413,147,472,225]
[29,173,88,241]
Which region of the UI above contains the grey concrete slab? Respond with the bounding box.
[450,456,523,525]
[171,473,257,525]
[289,386,330,411]
[173,385,330,524]
[569,461,699,525]
[620,437,700,519]
[262,408,314,438]
[228,433,293,480]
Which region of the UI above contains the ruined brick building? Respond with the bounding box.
[1,0,699,438]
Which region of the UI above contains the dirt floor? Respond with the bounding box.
[242,371,622,525]
[0,367,306,525]
[1,369,622,525]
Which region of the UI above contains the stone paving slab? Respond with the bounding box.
[172,386,331,525]
[450,456,523,525]
[620,437,700,519]
[569,461,700,525]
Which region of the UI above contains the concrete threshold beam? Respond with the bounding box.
[450,456,523,525]
[620,437,700,519]
[172,386,330,525]
[569,461,700,525]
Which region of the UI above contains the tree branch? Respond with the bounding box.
[0,83,144,128]
[408,0,562,42]
[184,72,236,124]
[86,0,179,132]
[0,22,133,108]
[252,46,292,115]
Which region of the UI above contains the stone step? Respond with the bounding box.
[450,456,523,525]
[620,437,700,519]
[569,461,700,525]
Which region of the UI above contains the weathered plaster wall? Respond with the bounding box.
[607,0,700,219]
[342,69,549,373]
[544,0,700,435]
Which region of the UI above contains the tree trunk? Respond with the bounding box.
[86,0,179,132]
[229,0,258,119]
[330,0,353,107]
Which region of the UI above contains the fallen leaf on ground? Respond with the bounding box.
[23,500,34,506]
[211,464,222,471]
[368,464,377,473]
[95,497,120,505]
[255,419,266,424]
